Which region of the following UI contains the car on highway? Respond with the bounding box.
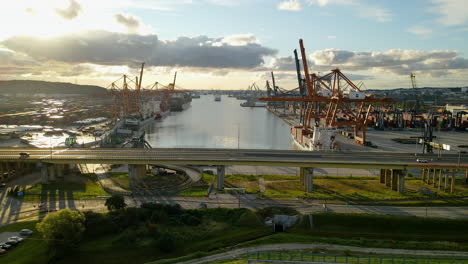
[19,152,30,158]
[19,229,33,236]
[0,183,6,188]
[416,158,428,163]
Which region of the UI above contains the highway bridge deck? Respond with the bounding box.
[0,148,467,169]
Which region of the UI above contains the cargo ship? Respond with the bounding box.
[168,93,192,111]
[290,125,338,151]
[214,95,221,102]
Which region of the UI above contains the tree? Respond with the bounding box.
[36,209,86,249]
[105,194,127,211]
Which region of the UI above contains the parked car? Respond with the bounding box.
[4,240,18,246]
[8,236,23,242]
[19,229,33,236]
[0,183,6,188]
[0,248,6,254]
[0,243,11,250]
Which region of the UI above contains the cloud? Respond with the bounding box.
[278,0,302,11]
[356,6,391,23]
[114,13,140,34]
[307,0,391,22]
[430,0,468,26]
[407,26,433,36]
[55,0,82,20]
[220,34,260,46]
[309,48,468,75]
[2,31,277,69]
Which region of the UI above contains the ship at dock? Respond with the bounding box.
[107,63,190,144]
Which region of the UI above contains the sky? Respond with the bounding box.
[0,0,468,90]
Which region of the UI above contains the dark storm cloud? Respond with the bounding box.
[55,0,82,20]
[2,30,277,69]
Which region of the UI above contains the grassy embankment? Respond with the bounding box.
[221,174,468,205]
[15,173,109,202]
[3,207,468,264]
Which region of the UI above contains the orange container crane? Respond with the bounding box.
[260,39,392,146]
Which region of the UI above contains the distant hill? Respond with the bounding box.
[0,80,106,95]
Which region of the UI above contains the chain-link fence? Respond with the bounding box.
[246,251,468,264]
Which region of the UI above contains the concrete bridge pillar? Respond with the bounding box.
[48,164,56,182]
[216,165,225,191]
[128,164,146,187]
[431,168,436,186]
[385,169,391,187]
[398,170,405,194]
[64,164,71,174]
[0,163,4,183]
[437,169,443,190]
[391,170,398,191]
[40,163,49,183]
[421,168,427,183]
[379,169,385,183]
[451,169,456,193]
[56,164,64,179]
[6,163,13,180]
[301,167,314,193]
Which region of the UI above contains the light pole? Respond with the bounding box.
[459,151,462,167]
[237,123,240,150]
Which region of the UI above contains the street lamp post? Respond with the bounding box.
[237,123,240,150]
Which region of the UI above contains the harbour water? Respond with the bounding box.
[145,95,293,149]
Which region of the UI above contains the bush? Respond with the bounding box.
[105,194,127,211]
[36,209,86,250]
[237,211,263,227]
[141,203,182,215]
[151,210,169,223]
[157,231,176,253]
[200,208,248,223]
[256,207,300,219]
[83,211,117,237]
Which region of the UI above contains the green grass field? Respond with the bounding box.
[224,174,468,204]
[18,174,109,202]
[177,173,214,197]
[108,172,130,188]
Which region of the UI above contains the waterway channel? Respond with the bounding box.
[145,95,293,149]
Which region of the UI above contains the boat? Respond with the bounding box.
[291,125,338,151]
[168,93,192,111]
[214,95,221,102]
[240,98,266,107]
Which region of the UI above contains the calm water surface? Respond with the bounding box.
[145,95,293,149]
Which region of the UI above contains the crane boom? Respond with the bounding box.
[294,49,305,96]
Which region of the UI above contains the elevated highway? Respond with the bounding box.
[0,148,467,169]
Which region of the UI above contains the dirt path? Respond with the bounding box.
[177,243,468,264]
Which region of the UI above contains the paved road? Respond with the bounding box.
[1,193,468,228]
[0,148,467,169]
